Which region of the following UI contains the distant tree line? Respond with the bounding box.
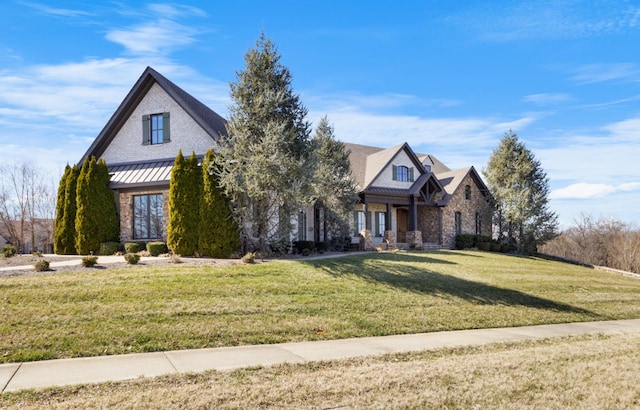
[0,162,57,253]
[540,214,640,274]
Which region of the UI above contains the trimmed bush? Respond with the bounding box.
[124,242,143,254]
[490,243,503,252]
[34,260,50,272]
[293,240,314,254]
[455,234,477,250]
[477,242,491,251]
[146,241,167,257]
[124,253,140,265]
[81,255,98,267]
[100,241,122,256]
[2,246,17,257]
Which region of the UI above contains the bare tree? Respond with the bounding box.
[0,162,57,253]
[540,214,640,274]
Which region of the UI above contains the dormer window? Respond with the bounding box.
[142,112,171,145]
[392,165,414,182]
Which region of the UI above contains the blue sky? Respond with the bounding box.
[1,1,639,228]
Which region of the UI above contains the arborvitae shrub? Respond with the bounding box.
[146,241,167,256]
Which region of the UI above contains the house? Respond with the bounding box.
[80,67,491,250]
[340,142,492,249]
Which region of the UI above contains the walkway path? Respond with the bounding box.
[2,319,640,393]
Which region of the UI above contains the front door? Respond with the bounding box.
[397,208,408,242]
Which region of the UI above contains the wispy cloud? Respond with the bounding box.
[524,93,572,105]
[448,1,640,42]
[571,63,640,84]
[551,181,640,200]
[18,1,94,18]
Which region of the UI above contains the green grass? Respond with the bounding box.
[1,250,639,363]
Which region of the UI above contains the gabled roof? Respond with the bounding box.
[436,166,489,205]
[80,66,227,164]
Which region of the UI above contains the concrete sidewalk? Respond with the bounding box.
[2,319,640,393]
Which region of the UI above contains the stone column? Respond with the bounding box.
[360,229,373,251]
[384,230,396,249]
[406,230,423,249]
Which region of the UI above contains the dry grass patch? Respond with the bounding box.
[2,333,639,409]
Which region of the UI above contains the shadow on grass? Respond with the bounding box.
[303,252,598,316]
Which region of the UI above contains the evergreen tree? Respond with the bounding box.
[54,165,79,254]
[217,32,313,253]
[53,165,70,254]
[75,157,119,254]
[483,130,559,254]
[310,116,359,240]
[95,158,120,243]
[167,151,201,256]
[198,149,240,257]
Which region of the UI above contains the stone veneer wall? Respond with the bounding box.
[417,206,440,244]
[440,174,492,248]
[118,187,170,242]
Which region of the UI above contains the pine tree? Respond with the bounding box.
[167,151,201,256]
[198,149,240,257]
[310,116,359,240]
[483,130,559,254]
[75,157,119,254]
[217,32,313,253]
[54,165,79,254]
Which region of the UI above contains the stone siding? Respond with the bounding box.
[417,206,440,244]
[441,174,492,248]
[118,187,169,242]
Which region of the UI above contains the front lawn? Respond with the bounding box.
[1,251,639,363]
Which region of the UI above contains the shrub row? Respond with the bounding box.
[455,234,509,253]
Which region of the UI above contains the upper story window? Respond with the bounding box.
[465,185,471,200]
[142,112,170,145]
[392,165,414,182]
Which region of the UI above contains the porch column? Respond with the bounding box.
[409,196,418,231]
[361,202,373,251]
[383,202,396,249]
[407,195,422,249]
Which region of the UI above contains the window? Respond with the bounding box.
[150,114,164,144]
[134,194,163,239]
[465,185,471,200]
[476,212,482,235]
[375,212,386,237]
[298,211,306,241]
[392,165,414,182]
[142,113,170,145]
[354,211,365,235]
[455,211,462,235]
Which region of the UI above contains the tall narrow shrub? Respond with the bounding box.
[75,157,119,254]
[198,149,240,257]
[55,164,79,254]
[167,151,201,256]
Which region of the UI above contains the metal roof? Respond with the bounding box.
[108,160,174,189]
